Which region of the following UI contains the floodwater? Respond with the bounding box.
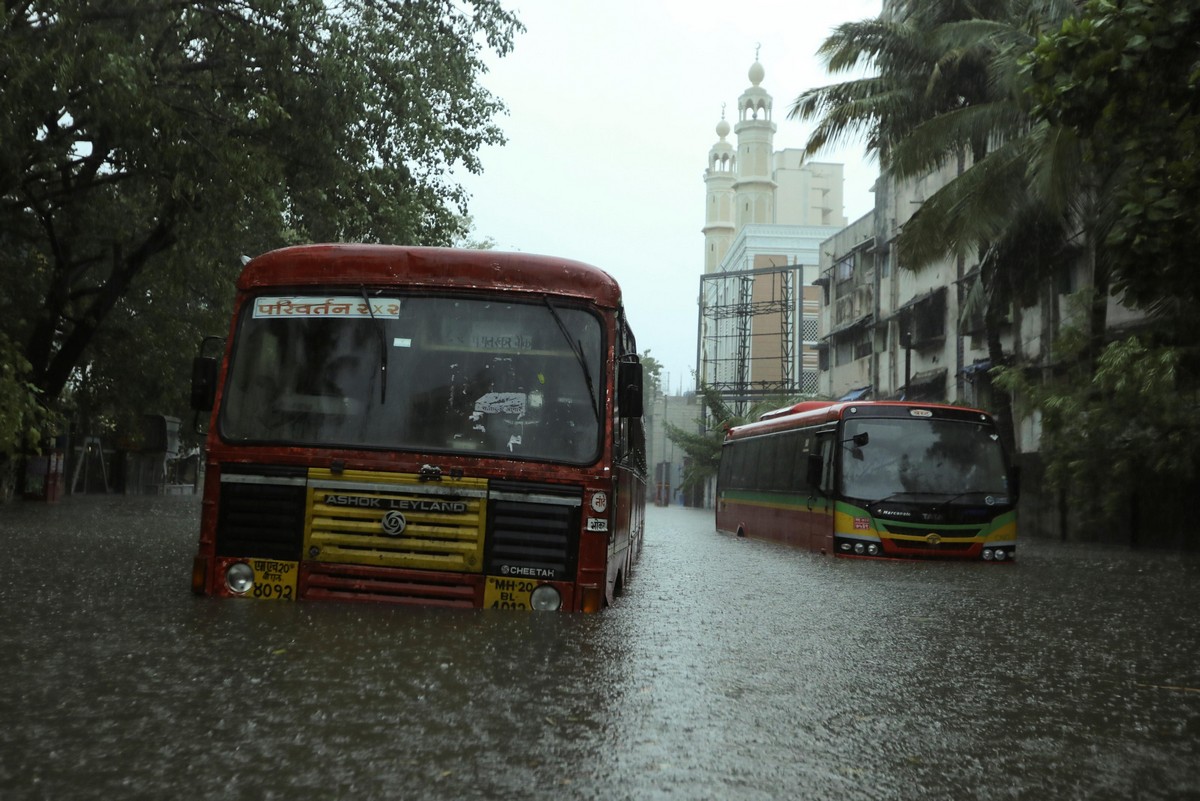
[1,495,1197,800]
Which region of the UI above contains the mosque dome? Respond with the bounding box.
[748,60,765,86]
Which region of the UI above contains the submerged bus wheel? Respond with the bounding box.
[736,526,746,538]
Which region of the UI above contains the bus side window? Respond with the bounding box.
[790,432,809,492]
[748,437,765,491]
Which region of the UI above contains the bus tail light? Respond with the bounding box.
[191,555,210,595]
[580,583,604,613]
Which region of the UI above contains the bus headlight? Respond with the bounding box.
[225,562,255,594]
[994,549,1007,561]
[530,585,561,611]
[982,549,994,561]
[866,544,880,556]
[853,543,865,555]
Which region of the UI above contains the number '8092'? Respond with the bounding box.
[252,583,294,600]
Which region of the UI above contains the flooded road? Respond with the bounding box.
[1,495,1197,800]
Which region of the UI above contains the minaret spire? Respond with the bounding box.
[733,53,777,227]
[703,103,736,274]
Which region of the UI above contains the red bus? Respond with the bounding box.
[190,244,646,611]
[716,400,1017,560]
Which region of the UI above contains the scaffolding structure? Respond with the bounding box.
[697,264,804,415]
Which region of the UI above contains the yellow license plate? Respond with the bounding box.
[484,576,537,610]
[249,558,297,601]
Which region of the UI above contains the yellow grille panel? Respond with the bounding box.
[304,468,488,573]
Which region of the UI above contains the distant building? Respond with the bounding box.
[644,388,703,508]
[697,58,847,412]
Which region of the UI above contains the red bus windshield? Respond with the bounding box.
[220,294,603,464]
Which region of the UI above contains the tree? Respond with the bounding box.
[986,0,1200,530]
[789,0,1081,454]
[664,384,732,498]
[639,351,664,402]
[0,0,523,448]
[664,384,800,498]
[452,215,498,251]
[1027,0,1200,339]
[996,318,1200,529]
[0,332,56,454]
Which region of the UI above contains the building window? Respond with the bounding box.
[802,318,819,341]
[835,337,854,367]
[854,330,872,360]
[835,255,855,283]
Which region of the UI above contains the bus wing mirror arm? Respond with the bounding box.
[190,356,218,413]
[190,336,225,416]
[190,356,217,436]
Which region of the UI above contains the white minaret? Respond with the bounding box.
[732,56,777,227]
[702,106,736,275]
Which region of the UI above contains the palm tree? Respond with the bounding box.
[789,0,1082,453]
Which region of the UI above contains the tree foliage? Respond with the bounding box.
[988,0,1200,524]
[0,0,522,450]
[664,385,802,497]
[995,314,1200,520]
[792,0,1200,542]
[790,0,1081,455]
[1027,0,1200,333]
[639,351,664,402]
[0,332,57,457]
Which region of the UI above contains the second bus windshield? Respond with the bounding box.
[839,416,1009,503]
[219,294,604,463]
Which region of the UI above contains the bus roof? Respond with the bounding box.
[725,400,994,441]
[237,244,624,309]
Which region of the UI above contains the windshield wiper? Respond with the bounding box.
[361,285,388,404]
[932,490,1005,510]
[543,297,599,423]
[867,491,932,506]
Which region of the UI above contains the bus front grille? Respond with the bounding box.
[302,563,477,607]
[880,523,983,540]
[306,486,486,573]
[485,481,581,581]
[889,539,976,552]
[216,477,306,561]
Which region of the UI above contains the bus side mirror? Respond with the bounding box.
[618,358,643,418]
[806,453,823,490]
[191,356,218,412]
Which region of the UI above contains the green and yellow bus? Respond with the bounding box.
[717,400,1017,560]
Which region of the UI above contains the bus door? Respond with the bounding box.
[804,431,837,554]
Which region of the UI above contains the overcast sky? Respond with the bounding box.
[456,0,883,393]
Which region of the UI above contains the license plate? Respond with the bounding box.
[249,558,297,601]
[484,576,536,610]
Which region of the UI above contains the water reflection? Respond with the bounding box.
[0,498,1197,800]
